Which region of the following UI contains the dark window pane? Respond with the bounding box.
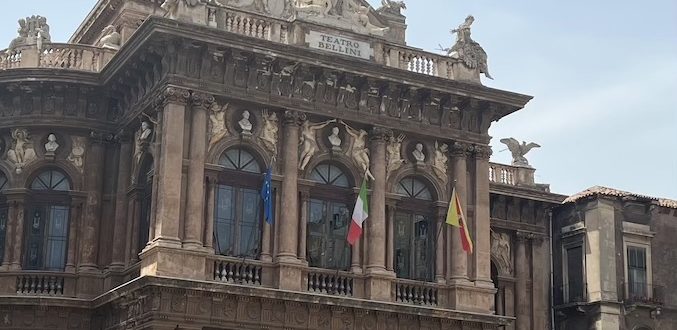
[30,170,71,191]
[310,164,349,188]
[566,246,584,301]
[215,185,236,256]
[396,177,433,201]
[239,189,261,257]
[220,149,261,173]
[306,199,350,270]
[627,247,648,297]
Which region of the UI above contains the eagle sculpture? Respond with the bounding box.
[499,138,540,167]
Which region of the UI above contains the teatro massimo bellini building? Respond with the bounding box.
[0,0,563,329]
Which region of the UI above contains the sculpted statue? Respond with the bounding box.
[299,119,336,171]
[412,143,425,164]
[7,129,37,174]
[44,134,59,154]
[379,0,406,15]
[328,126,342,151]
[8,16,51,49]
[209,102,230,150]
[161,0,202,19]
[386,133,405,176]
[259,110,278,155]
[441,15,493,79]
[296,0,334,16]
[134,121,154,164]
[217,0,289,18]
[238,110,253,135]
[491,231,512,275]
[352,6,389,35]
[67,136,86,172]
[432,141,448,183]
[341,120,374,180]
[97,25,121,50]
[499,137,540,167]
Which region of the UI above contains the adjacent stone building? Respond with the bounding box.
[0,1,673,329]
[553,187,677,330]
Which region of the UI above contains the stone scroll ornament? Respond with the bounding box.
[67,136,86,172]
[6,128,37,174]
[259,110,279,156]
[340,120,374,181]
[298,118,336,171]
[385,133,405,179]
[440,15,493,79]
[208,102,230,151]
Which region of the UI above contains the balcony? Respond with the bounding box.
[554,282,588,306]
[624,282,664,306]
[0,43,116,72]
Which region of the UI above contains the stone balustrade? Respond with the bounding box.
[15,273,67,296]
[209,256,264,286]
[489,162,551,192]
[393,279,440,306]
[306,268,355,297]
[0,43,116,72]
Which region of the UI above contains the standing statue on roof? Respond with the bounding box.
[379,0,406,15]
[500,138,540,167]
[440,15,493,80]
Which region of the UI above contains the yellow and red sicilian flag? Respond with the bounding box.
[446,187,473,254]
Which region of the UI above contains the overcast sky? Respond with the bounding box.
[1,0,676,199]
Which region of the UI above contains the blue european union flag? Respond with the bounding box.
[261,167,273,224]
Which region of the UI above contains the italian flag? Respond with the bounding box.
[446,187,473,254]
[347,179,369,246]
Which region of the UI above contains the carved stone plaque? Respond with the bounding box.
[306,31,373,60]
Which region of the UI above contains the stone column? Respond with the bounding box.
[385,204,395,272]
[183,92,213,249]
[151,87,190,247]
[9,200,24,270]
[298,190,309,261]
[366,127,389,274]
[449,142,469,283]
[111,135,133,269]
[435,203,446,283]
[203,177,216,251]
[473,145,494,287]
[65,201,82,272]
[78,133,107,272]
[1,201,17,270]
[277,111,303,262]
[126,196,140,264]
[515,231,531,330]
[532,236,548,330]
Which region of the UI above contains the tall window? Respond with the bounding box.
[565,245,585,302]
[627,247,648,298]
[0,172,8,265]
[394,177,435,281]
[214,148,263,258]
[24,170,71,271]
[137,155,154,255]
[307,163,351,270]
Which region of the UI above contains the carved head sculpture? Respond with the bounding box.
[415,143,423,152]
[47,134,56,143]
[242,110,250,119]
[102,25,116,35]
[141,121,150,131]
[331,127,339,135]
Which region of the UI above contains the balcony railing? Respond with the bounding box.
[306,268,355,297]
[625,282,664,305]
[0,43,117,72]
[554,283,588,305]
[489,163,518,186]
[210,256,263,286]
[393,279,439,306]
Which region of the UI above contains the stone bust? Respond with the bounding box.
[139,121,153,142]
[328,126,342,151]
[412,143,425,163]
[44,133,59,153]
[239,110,253,135]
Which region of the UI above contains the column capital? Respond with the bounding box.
[190,91,215,110]
[370,126,392,142]
[89,131,116,145]
[471,144,493,160]
[155,86,191,109]
[516,231,536,242]
[451,141,472,157]
[282,110,306,126]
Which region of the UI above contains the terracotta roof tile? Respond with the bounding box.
[564,186,677,209]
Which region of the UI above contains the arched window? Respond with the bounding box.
[394,177,435,281]
[24,169,71,271]
[307,163,351,270]
[214,148,264,258]
[137,155,154,255]
[0,172,8,265]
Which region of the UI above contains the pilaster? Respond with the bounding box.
[111,132,133,269]
[515,231,533,330]
[78,132,108,272]
[449,141,470,284]
[472,145,494,288]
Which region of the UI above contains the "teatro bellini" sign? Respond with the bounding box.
[306,31,373,60]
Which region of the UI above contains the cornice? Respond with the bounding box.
[100,17,533,111]
[490,183,567,205]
